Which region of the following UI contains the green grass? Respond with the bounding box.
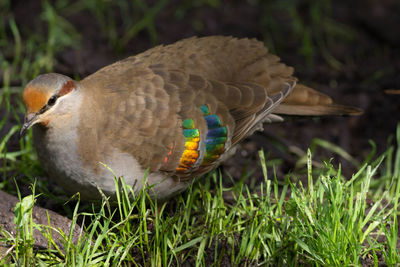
[258,0,357,69]
[0,1,399,266]
[1,143,400,266]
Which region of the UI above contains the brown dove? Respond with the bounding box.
[20,36,361,201]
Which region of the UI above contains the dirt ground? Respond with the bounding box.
[1,0,399,265]
[1,0,398,198]
[2,0,399,196]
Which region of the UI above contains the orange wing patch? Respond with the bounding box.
[176,119,200,173]
[22,86,50,113]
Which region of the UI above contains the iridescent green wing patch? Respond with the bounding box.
[199,105,227,165]
[176,118,200,173]
[175,104,228,174]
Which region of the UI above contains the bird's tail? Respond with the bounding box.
[273,84,362,116]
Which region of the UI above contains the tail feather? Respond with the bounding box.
[273,103,363,116]
[274,83,363,116]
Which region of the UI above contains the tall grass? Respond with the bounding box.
[1,136,399,265]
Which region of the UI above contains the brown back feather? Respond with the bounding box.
[79,36,361,180]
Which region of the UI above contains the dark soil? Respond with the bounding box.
[0,190,81,253]
[6,0,399,178]
[1,0,400,265]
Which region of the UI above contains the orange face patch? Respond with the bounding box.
[22,86,50,113]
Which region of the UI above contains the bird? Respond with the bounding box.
[20,36,361,201]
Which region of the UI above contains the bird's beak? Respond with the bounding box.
[19,113,39,138]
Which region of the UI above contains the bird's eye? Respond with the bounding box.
[47,95,58,106]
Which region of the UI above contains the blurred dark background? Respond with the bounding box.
[1,0,399,194]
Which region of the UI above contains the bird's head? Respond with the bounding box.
[20,73,79,137]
